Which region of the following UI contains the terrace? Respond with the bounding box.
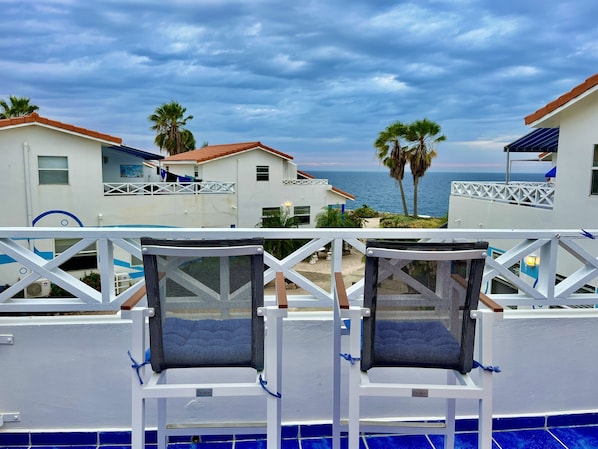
[1,227,598,448]
[450,181,554,209]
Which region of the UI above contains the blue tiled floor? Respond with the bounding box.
[4,424,598,448]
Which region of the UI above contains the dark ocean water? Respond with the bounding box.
[309,171,546,217]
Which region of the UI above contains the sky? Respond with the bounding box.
[2,0,598,173]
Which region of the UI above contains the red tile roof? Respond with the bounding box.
[331,186,355,200]
[525,73,598,125]
[0,112,122,144]
[163,141,293,163]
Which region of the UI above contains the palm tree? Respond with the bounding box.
[0,95,39,118]
[406,119,446,217]
[374,121,410,216]
[148,101,196,155]
[256,206,303,260]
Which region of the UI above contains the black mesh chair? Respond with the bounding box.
[336,239,500,449]
[123,238,287,449]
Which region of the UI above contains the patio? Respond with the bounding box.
[1,227,598,448]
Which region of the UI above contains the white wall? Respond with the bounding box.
[449,91,598,233]
[0,314,597,430]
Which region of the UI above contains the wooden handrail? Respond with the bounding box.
[120,284,147,311]
[120,272,165,311]
[451,274,503,313]
[334,272,350,309]
[275,272,288,309]
[479,291,504,313]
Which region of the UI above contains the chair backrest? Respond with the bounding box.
[140,237,265,372]
[361,240,488,374]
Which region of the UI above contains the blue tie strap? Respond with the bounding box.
[473,360,501,373]
[128,350,151,384]
[259,375,282,398]
[340,353,361,365]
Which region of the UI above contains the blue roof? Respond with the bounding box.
[107,144,163,160]
[504,128,559,153]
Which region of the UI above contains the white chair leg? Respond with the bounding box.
[347,308,362,449]
[131,394,145,449]
[157,397,167,449]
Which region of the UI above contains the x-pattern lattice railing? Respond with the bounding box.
[103,181,235,195]
[451,181,554,209]
[0,228,596,312]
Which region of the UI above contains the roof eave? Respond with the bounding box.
[525,77,598,128]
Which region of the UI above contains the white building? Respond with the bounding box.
[448,72,598,293]
[0,113,353,285]
[161,141,354,229]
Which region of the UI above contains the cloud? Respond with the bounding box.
[1,0,597,172]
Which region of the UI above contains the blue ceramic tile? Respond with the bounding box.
[145,430,158,444]
[33,446,96,449]
[492,429,563,449]
[196,434,233,443]
[428,433,500,449]
[0,433,29,445]
[280,439,301,449]
[493,416,546,431]
[456,418,479,432]
[235,439,299,449]
[167,443,197,449]
[300,436,365,449]
[235,440,265,449]
[299,437,333,449]
[282,425,299,439]
[550,426,598,449]
[0,446,28,449]
[301,424,333,438]
[31,430,97,445]
[366,434,432,449]
[234,432,266,441]
[101,445,131,449]
[100,430,131,444]
[548,412,598,428]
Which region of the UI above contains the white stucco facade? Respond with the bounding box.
[449,78,598,231]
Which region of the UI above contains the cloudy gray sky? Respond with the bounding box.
[2,0,597,172]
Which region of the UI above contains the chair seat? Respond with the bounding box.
[373,320,461,369]
[162,317,252,368]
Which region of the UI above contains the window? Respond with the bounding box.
[55,238,97,271]
[256,165,269,181]
[592,145,598,195]
[261,207,279,226]
[39,156,68,184]
[294,206,310,225]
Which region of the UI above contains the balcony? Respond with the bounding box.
[451,181,554,209]
[103,181,235,196]
[1,227,598,448]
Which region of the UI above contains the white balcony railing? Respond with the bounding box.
[103,181,235,195]
[451,181,555,209]
[1,227,597,313]
[283,179,328,186]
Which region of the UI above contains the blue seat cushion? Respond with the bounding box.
[373,320,462,369]
[161,317,253,367]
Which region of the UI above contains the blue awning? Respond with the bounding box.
[545,166,556,178]
[106,144,164,160]
[504,128,559,153]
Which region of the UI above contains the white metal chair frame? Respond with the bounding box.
[333,241,503,449]
[121,240,288,449]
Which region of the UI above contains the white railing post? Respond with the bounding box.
[97,238,116,302]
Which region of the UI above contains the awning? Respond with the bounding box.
[504,128,559,153]
[106,144,164,160]
[545,166,556,178]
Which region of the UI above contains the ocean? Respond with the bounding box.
[308,171,546,217]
